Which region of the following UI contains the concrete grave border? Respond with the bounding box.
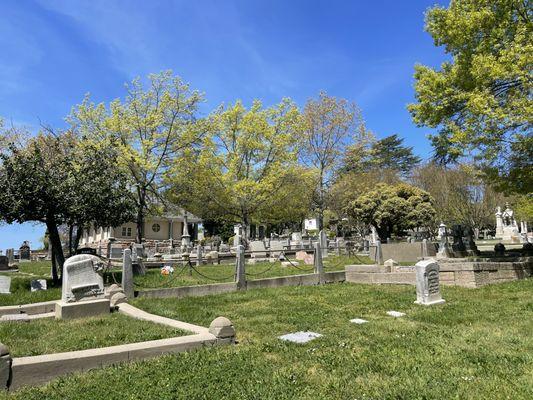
[0,302,235,390]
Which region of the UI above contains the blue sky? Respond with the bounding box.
[0,0,448,250]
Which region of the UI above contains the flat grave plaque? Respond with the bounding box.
[278,331,322,344]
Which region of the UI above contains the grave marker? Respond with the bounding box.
[414,259,445,306]
[278,331,322,344]
[0,277,10,294]
[31,279,47,292]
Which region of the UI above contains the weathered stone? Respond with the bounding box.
[0,314,30,323]
[55,298,110,319]
[122,249,134,300]
[30,279,47,292]
[350,318,368,324]
[295,251,308,261]
[278,331,322,344]
[209,316,235,339]
[250,241,267,258]
[106,284,122,299]
[415,259,445,306]
[19,241,31,261]
[494,243,506,256]
[62,255,105,303]
[314,242,324,284]
[0,277,11,294]
[110,292,128,307]
[384,259,398,268]
[0,343,11,390]
[0,256,8,271]
[386,311,405,317]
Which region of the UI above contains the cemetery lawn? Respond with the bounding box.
[5,279,532,399]
[0,262,60,306]
[129,254,372,289]
[0,313,187,357]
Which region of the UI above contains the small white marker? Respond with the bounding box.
[350,318,368,324]
[387,311,405,317]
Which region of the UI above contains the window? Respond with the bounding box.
[152,223,161,233]
[121,227,132,237]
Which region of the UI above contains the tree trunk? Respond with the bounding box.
[46,217,65,285]
[51,246,59,286]
[317,169,324,231]
[136,189,146,244]
[68,224,74,257]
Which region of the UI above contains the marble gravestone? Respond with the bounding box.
[414,259,445,306]
[61,254,105,303]
[56,255,109,319]
[0,276,11,294]
[250,240,267,258]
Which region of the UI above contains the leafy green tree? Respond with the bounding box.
[409,0,532,193]
[299,91,365,230]
[0,130,134,284]
[342,134,421,177]
[69,71,205,242]
[169,99,313,240]
[345,183,436,240]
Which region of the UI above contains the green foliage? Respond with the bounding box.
[5,280,532,399]
[513,193,533,222]
[69,70,205,241]
[0,131,133,275]
[409,0,533,193]
[300,92,365,229]
[169,99,313,235]
[342,134,421,177]
[345,182,436,239]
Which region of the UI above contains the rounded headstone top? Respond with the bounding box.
[209,316,235,339]
[0,343,9,356]
[108,284,119,292]
[65,254,101,265]
[494,243,506,251]
[110,292,128,307]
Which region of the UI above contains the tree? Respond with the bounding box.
[0,130,134,284]
[300,91,364,230]
[168,99,313,240]
[345,183,436,240]
[408,0,533,193]
[342,134,421,178]
[69,70,205,242]
[412,163,508,234]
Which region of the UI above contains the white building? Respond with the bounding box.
[79,209,202,253]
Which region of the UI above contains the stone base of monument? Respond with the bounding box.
[414,298,446,306]
[55,298,110,320]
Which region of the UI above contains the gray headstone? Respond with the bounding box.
[0,257,8,271]
[250,240,267,258]
[122,249,134,300]
[415,259,445,306]
[386,311,405,317]
[269,240,284,257]
[31,279,47,292]
[110,245,123,259]
[0,277,11,294]
[62,255,105,303]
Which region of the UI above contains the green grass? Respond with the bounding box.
[0,261,60,306]
[0,312,187,357]
[4,279,532,399]
[128,254,372,290]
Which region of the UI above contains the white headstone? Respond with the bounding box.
[415,259,445,306]
[0,276,10,294]
[250,240,267,258]
[61,255,105,303]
